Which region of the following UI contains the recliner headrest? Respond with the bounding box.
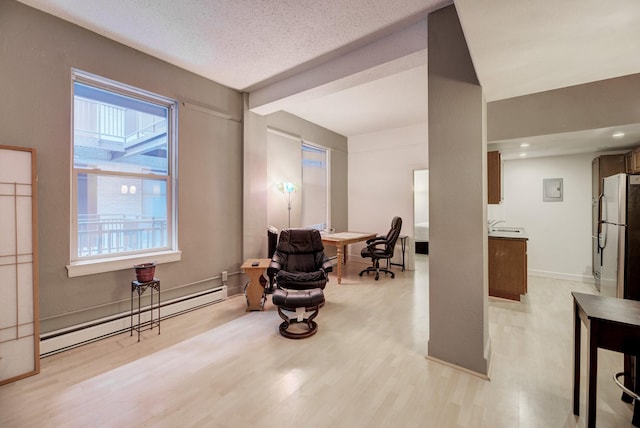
[277,229,325,254]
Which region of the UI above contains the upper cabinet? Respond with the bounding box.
[488,150,501,204]
[593,154,625,199]
[627,147,640,174]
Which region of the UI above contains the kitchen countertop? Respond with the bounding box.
[488,227,528,240]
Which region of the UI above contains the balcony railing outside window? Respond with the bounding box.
[77,214,167,257]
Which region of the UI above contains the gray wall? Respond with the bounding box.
[488,73,640,141]
[1,1,244,333]
[266,111,349,235]
[427,5,489,375]
[243,109,348,261]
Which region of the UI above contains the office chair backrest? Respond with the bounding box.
[385,216,403,255]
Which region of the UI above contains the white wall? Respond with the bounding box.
[266,131,302,231]
[489,153,594,282]
[348,122,428,270]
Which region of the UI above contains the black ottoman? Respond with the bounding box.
[272,288,325,339]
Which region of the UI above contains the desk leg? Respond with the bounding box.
[587,320,598,428]
[336,245,344,284]
[573,301,581,416]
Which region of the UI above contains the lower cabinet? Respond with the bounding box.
[489,237,527,301]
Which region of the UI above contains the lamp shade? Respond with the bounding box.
[278,181,297,194]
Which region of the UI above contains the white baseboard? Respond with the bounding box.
[40,286,227,356]
[528,270,595,284]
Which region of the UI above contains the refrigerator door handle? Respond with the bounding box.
[599,226,607,250]
[598,194,606,250]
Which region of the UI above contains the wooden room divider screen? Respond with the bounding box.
[0,145,39,385]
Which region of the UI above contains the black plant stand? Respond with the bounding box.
[130,278,160,342]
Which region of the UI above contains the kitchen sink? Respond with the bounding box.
[492,227,522,233]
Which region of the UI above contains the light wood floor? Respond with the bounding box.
[0,256,636,427]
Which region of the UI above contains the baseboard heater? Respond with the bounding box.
[39,286,227,357]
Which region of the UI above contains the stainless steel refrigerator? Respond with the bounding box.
[599,173,640,299]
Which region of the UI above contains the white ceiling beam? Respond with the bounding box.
[248,19,428,116]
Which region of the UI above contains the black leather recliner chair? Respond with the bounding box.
[268,228,332,290]
[359,216,403,280]
[268,228,332,338]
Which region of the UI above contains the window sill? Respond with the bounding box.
[66,250,182,278]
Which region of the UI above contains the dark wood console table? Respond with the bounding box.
[572,291,640,427]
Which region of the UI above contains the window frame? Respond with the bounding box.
[67,69,180,277]
[301,141,331,231]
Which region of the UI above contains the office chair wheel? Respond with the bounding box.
[375,273,379,280]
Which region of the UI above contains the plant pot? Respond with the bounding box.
[134,263,156,282]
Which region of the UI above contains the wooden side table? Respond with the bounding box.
[241,259,271,311]
[131,278,161,342]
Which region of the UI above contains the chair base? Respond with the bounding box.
[277,306,320,339]
[272,288,325,339]
[359,262,395,281]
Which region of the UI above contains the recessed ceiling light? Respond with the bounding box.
[613,131,625,138]
[520,142,530,148]
[519,153,527,157]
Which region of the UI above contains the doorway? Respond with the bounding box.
[414,169,429,255]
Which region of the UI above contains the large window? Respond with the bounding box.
[70,70,177,271]
[301,143,328,230]
[266,130,330,232]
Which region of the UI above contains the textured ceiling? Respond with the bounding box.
[16,0,444,91]
[15,0,640,154]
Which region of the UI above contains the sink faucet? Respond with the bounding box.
[488,220,505,231]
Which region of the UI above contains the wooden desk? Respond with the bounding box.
[321,232,376,284]
[572,292,640,427]
[241,258,271,311]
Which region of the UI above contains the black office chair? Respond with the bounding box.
[359,217,403,280]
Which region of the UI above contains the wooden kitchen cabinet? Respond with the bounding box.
[626,147,640,174]
[592,154,625,198]
[488,150,501,204]
[489,237,527,301]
